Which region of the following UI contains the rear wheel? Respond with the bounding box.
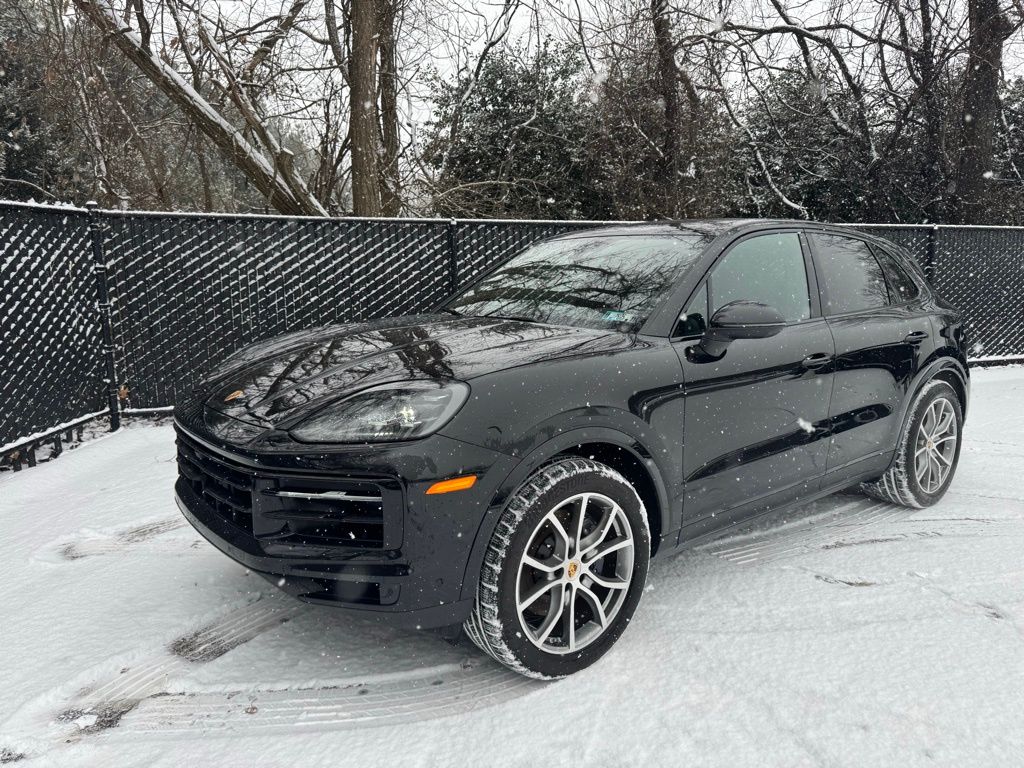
[862,380,963,508]
[464,458,650,679]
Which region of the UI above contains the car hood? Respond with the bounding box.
[199,314,629,431]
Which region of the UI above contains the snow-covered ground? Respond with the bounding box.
[2,368,1023,767]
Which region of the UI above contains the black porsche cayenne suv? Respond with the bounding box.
[174,220,969,678]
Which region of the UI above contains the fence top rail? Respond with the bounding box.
[6,198,1024,232]
[836,222,931,229]
[90,209,649,226]
[931,223,1024,232]
[0,199,89,214]
[840,221,1024,232]
[0,199,632,224]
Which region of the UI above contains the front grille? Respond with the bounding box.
[175,430,396,550]
[177,432,255,531]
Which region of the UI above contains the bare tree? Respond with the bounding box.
[14,0,1023,221]
[434,0,521,179]
[694,0,1022,221]
[72,0,328,214]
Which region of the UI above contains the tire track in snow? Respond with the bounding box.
[168,600,302,663]
[37,517,190,563]
[699,498,900,565]
[56,599,303,734]
[699,497,1016,567]
[118,661,543,733]
[50,599,540,741]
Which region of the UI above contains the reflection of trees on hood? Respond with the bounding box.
[378,326,455,380]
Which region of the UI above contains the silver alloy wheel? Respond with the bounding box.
[914,396,958,494]
[515,492,635,655]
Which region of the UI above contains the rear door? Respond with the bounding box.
[675,230,836,537]
[808,231,934,485]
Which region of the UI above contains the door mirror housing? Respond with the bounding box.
[691,300,786,360]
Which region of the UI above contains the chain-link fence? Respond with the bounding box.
[2,201,1021,452]
[0,204,106,451]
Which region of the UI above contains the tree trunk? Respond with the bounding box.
[350,0,383,216]
[953,0,1013,224]
[195,136,215,211]
[679,68,701,215]
[378,0,401,216]
[917,0,946,222]
[651,0,680,217]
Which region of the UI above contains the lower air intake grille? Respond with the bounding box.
[176,429,397,551]
[176,433,254,531]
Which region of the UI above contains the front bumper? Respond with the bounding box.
[173,422,517,629]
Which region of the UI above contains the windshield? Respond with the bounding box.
[446,234,711,331]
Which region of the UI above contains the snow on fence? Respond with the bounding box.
[2,200,1022,455]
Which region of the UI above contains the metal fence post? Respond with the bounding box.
[447,219,458,296]
[86,201,121,432]
[925,224,939,283]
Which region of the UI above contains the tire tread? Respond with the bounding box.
[463,457,647,679]
[861,379,958,509]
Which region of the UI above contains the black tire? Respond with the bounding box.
[861,379,963,508]
[464,458,650,679]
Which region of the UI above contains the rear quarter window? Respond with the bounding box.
[811,233,889,315]
[871,244,921,303]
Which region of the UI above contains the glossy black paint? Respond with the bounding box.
[173,219,969,629]
[677,318,836,535]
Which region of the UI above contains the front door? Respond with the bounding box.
[674,231,836,537]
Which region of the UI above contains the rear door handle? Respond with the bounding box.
[904,330,929,344]
[801,353,832,370]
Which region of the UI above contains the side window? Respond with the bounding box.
[710,233,810,323]
[812,234,889,315]
[872,245,920,304]
[675,282,708,336]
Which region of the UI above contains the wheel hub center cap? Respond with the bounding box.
[927,439,935,450]
[567,560,580,580]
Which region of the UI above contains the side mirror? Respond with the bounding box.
[691,300,786,360]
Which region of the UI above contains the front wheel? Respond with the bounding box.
[862,379,963,508]
[464,458,650,679]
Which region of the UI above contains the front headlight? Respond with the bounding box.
[289,380,470,443]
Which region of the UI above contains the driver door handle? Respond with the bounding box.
[904,330,929,344]
[801,353,832,370]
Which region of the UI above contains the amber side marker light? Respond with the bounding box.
[426,475,478,494]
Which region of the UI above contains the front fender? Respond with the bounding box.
[457,425,675,603]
